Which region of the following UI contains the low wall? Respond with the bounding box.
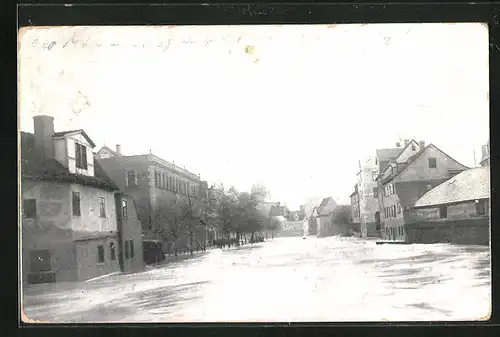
[406,217,489,245]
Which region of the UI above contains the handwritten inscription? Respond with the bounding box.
[26,35,226,52]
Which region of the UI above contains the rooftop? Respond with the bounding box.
[414,166,490,208]
[20,132,119,191]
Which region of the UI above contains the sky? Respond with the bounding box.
[18,23,489,210]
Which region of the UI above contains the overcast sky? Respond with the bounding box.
[19,23,489,210]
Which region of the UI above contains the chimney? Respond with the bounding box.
[396,142,401,148]
[404,139,409,146]
[419,140,425,149]
[33,115,55,160]
[481,145,488,159]
[116,144,121,154]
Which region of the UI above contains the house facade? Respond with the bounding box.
[350,185,361,232]
[410,164,490,245]
[316,197,338,237]
[96,146,210,254]
[355,156,381,238]
[376,141,469,241]
[21,115,124,284]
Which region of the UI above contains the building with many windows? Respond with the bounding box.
[375,141,468,241]
[96,145,210,254]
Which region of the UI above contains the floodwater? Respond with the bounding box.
[22,236,491,323]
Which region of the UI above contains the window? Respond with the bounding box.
[393,205,396,217]
[163,173,167,189]
[72,191,81,216]
[154,171,159,187]
[124,241,129,259]
[129,240,135,259]
[97,245,105,263]
[122,199,128,220]
[411,144,416,151]
[75,143,88,169]
[23,199,37,219]
[30,250,51,272]
[428,158,437,168]
[397,203,401,214]
[109,242,116,261]
[439,205,447,219]
[127,171,137,187]
[476,200,487,215]
[392,184,396,194]
[99,197,106,217]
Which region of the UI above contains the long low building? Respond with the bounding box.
[409,165,490,245]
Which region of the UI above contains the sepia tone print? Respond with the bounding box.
[19,23,490,322]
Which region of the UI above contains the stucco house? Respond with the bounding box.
[21,115,126,284]
[375,141,469,241]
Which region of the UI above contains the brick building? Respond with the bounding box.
[96,145,211,255]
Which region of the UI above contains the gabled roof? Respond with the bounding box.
[96,145,123,158]
[393,139,419,161]
[52,129,96,148]
[381,144,469,185]
[414,167,490,208]
[376,148,401,161]
[20,131,118,191]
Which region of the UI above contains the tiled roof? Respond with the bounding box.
[52,129,96,148]
[376,148,402,161]
[20,132,119,191]
[414,166,490,208]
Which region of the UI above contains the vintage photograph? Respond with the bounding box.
[18,23,490,322]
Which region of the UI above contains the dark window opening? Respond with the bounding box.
[72,191,81,216]
[127,171,137,187]
[130,240,135,259]
[124,241,130,259]
[75,143,88,169]
[411,144,416,151]
[428,158,437,168]
[439,205,447,219]
[99,197,106,217]
[122,199,128,220]
[476,200,487,215]
[109,242,116,261]
[97,245,105,263]
[23,199,37,219]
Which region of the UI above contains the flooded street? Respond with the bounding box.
[22,237,490,323]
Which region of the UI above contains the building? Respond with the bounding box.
[479,140,490,167]
[376,141,469,241]
[410,164,490,245]
[96,145,210,255]
[316,197,338,237]
[21,115,126,284]
[356,156,380,238]
[116,193,145,273]
[349,185,361,231]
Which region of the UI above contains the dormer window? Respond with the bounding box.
[75,143,88,169]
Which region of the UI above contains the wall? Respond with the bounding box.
[97,156,152,229]
[54,138,67,167]
[69,184,117,233]
[66,134,95,177]
[95,148,116,159]
[120,195,145,273]
[75,237,121,281]
[406,218,489,245]
[358,158,380,237]
[395,145,468,182]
